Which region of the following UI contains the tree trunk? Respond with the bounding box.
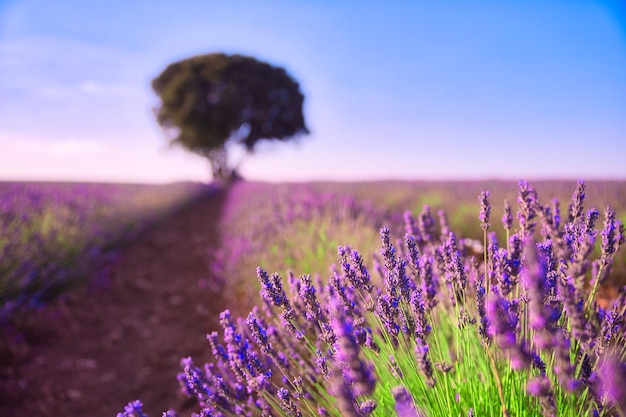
[207,146,241,182]
[208,146,229,181]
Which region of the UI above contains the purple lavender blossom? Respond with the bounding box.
[359,399,378,415]
[438,209,450,238]
[277,387,302,417]
[380,226,397,273]
[473,259,491,345]
[389,355,404,379]
[502,199,513,232]
[568,180,586,223]
[350,248,374,292]
[493,247,513,296]
[558,276,591,346]
[418,205,437,244]
[179,357,216,406]
[552,329,580,392]
[442,233,467,304]
[596,206,620,284]
[415,336,435,387]
[404,209,424,246]
[598,350,626,413]
[527,376,557,417]
[410,288,432,337]
[392,386,426,417]
[522,241,554,347]
[331,299,377,396]
[517,180,538,237]
[487,290,532,370]
[117,400,149,417]
[479,190,491,231]
[329,270,356,315]
[329,365,361,417]
[596,304,621,355]
[298,274,322,322]
[405,233,420,274]
[506,233,524,279]
[419,256,438,310]
[257,267,289,309]
[551,198,561,231]
[377,294,401,337]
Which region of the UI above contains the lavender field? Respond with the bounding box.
[3,179,626,417]
[0,181,210,321]
[121,179,626,417]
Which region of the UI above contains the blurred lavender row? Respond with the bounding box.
[0,181,210,322]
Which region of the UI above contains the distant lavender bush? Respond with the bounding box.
[120,181,625,417]
[0,181,208,321]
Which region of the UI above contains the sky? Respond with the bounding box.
[0,0,625,183]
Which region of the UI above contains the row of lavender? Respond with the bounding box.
[120,180,626,417]
[0,181,210,322]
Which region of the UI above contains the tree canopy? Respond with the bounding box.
[151,53,309,180]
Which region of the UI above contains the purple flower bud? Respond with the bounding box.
[597,206,619,284]
[118,400,148,417]
[329,365,361,417]
[410,289,431,338]
[438,209,450,238]
[418,205,436,244]
[487,290,532,370]
[415,337,435,387]
[257,267,290,309]
[479,190,491,231]
[568,180,585,223]
[419,256,438,310]
[298,274,322,322]
[277,387,302,417]
[392,386,426,417]
[517,180,538,237]
[377,294,400,337]
[474,260,491,345]
[502,199,513,231]
[597,350,626,413]
[332,299,377,396]
[526,376,556,417]
[359,399,378,415]
[350,249,373,292]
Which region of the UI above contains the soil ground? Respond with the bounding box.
[0,186,230,417]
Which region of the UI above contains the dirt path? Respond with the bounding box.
[1,186,230,417]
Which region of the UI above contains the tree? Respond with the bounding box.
[151,53,309,180]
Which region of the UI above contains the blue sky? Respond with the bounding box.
[1,0,625,183]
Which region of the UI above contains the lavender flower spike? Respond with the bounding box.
[517,180,538,237]
[117,400,149,417]
[332,298,377,396]
[527,376,557,417]
[502,199,512,232]
[277,387,302,417]
[392,386,427,417]
[598,349,626,414]
[568,180,585,223]
[479,190,491,231]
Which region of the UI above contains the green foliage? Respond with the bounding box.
[152,53,309,179]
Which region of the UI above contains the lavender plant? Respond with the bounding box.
[120,181,626,417]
